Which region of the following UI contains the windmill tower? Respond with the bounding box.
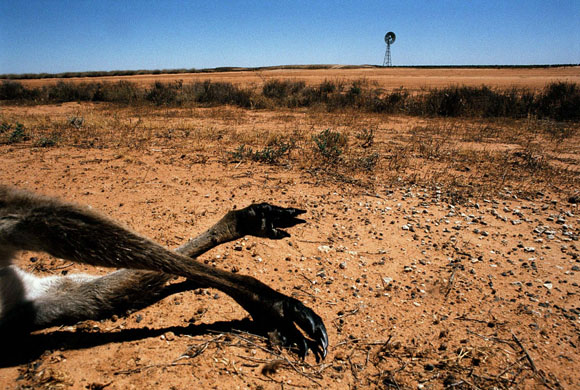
[383,32,396,67]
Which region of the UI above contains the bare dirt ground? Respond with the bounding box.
[14,66,580,92]
[1,68,579,389]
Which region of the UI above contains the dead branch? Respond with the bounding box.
[511,332,537,373]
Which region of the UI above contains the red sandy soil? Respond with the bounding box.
[0,141,578,390]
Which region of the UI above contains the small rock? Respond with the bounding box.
[162,331,175,341]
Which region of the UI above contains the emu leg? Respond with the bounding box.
[0,187,328,360]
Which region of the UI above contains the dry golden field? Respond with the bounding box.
[1,67,579,389]
[14,65,580,91]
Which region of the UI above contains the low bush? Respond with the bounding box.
[312,129,348,162]
[189,81,253,107]
[1,79,578,121]
[0,81,39,100]
[146,81,182,105]
[0,122,28,144]
[96,81,142,103]
[535,82,580,121]
[230,137,295,165]
[262,80,306,100]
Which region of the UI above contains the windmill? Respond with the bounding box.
[383,32,396,67]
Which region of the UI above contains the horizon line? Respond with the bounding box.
[2,63,579,80]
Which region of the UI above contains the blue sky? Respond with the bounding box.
[1,0,579,74]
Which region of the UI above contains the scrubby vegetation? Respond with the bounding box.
[230,137,295,165]
[1,79,579,121]
[0,121,28,144]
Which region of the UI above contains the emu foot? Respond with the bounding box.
[253,296,328,363]
[235,203,306,239]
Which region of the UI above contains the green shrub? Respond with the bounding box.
[312,129,347,162]
[2,122,29,144]
[0,122,11,134]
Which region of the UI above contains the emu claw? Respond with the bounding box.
[251,296,328,362]
[238,203,306,239]
[265,298,328,362]
[283,298,329,362]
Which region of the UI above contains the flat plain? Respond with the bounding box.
[15,65,580,91]
[1,66,579,389]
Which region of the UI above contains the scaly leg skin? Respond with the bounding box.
[0,187,328,360]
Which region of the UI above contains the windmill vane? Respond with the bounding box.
[383,31,396,67]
